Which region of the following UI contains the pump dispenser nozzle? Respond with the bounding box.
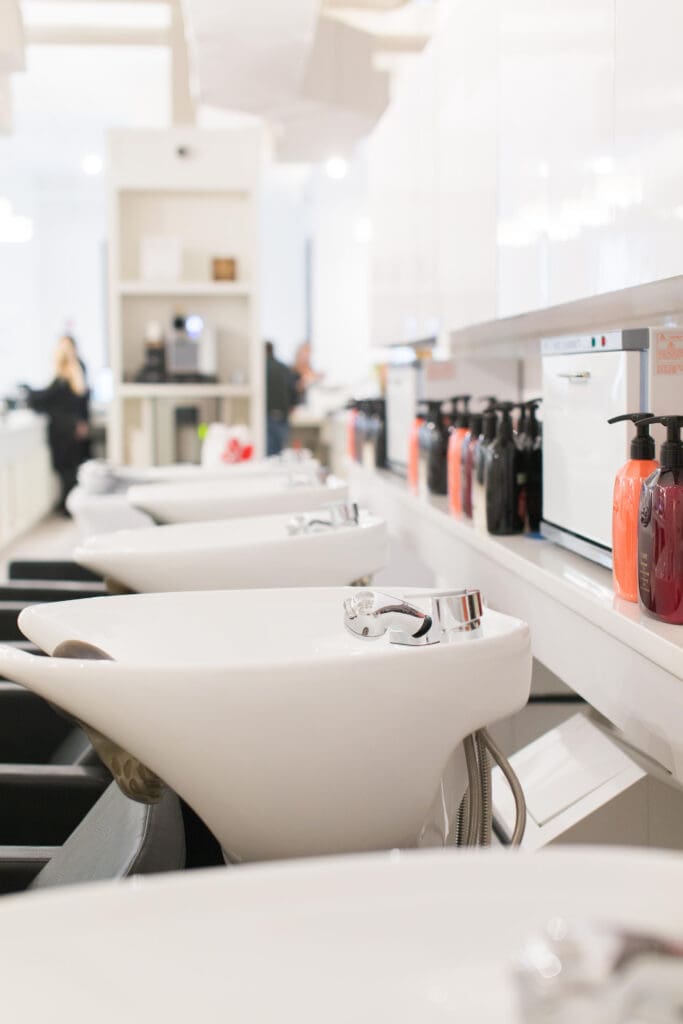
[639,415,683,469]
[493,402,516,441]
[479,396,497,411]
[607,412,655,461]
[450,395,471,428]
[522,398,543,442]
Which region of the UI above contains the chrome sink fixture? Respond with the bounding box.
[126,474,349,525]
[343,588,484,644]
[287,501,360,535]
[515,918,683,1023]
[0,848,679,1022]
[344,589,527,846]
[73,504,388,593]
[0,587,531,862]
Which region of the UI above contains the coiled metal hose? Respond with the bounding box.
[455,728,526,848]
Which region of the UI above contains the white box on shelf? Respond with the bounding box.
[140,236,182,281]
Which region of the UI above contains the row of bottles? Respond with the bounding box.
[346,399,386,470]
[409,394,543,537]
[611,413,683,624]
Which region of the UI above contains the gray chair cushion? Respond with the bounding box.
[28,783,185,890]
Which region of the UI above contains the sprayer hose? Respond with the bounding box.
[481,727,526,847]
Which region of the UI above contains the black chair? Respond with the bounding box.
[8,559,102,584]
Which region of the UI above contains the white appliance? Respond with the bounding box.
[541,327,682,566]
[386,362,420,474]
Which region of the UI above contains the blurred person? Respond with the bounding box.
[265,340,296,456]
[292,340,323,404]
[25,335,91,514]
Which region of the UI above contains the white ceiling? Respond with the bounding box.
[0,42,170,182]
[183,0,436,160]
[0,0,438,180]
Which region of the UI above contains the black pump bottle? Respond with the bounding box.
[418,401,448,496]
[484,402,525,535]
[519,398,543,532]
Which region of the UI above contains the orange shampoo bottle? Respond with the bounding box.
[607,413,658,602]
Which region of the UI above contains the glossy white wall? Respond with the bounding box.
[368,0,683,345]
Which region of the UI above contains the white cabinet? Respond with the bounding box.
[369,0,683,346]
[0,413,55,547]
[107,127,265,466]
[369,0,500,347]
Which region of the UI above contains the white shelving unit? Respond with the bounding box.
[106,127,265,466]
[117,281,252,298]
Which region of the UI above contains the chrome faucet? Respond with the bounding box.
[288,502,360,536]
[286,465,328,488]
[515,920,683,1022]
[343,588,484,646]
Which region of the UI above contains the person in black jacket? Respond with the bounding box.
[26,335,91,513]
[265,340,296,456]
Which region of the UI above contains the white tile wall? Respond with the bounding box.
[368,0,683,345]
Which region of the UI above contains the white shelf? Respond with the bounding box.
[118,383,252,399]
[348,460,683,786]
[448,274,683,355]
[118,281,251,298]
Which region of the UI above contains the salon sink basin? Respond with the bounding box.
[67,458,323,537]
[0,847,680,1023]
[73,510,389,592]
[80,454,320,491]
[0,587,530,862]
[127,475,349,525]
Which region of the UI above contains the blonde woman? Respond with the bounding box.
[26,335,90,513]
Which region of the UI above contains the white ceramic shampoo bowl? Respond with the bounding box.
[0,848,679,1023]
[67,460,323,538]
[74,512,389,592]
[1,588,531,861]
[128,475,349,524]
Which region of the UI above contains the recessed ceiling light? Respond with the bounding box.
[325,156,348,181]
[82,153,103,176]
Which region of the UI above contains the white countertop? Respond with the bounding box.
[0,409,48,462]
[0,408,45,435]
[349,461,683,779]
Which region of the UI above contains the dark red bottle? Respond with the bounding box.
[637,415,683,624]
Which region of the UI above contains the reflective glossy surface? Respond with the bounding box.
[370,0,683,343]
[0,588,530,861]
[0,848,681,1022]
[74,511,388,592]
[128,475,349,524]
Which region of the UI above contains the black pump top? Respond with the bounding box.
[482,407,497,442]
[468,412,484,436]
[523,398,542,442]
[451,395,471,428]
[640,415,683,469]
[493,402,515,442]
[425,400,443,423]
[607,412,656,461]
[478,395,497,411]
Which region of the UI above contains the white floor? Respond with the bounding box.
[0,515,81,580]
